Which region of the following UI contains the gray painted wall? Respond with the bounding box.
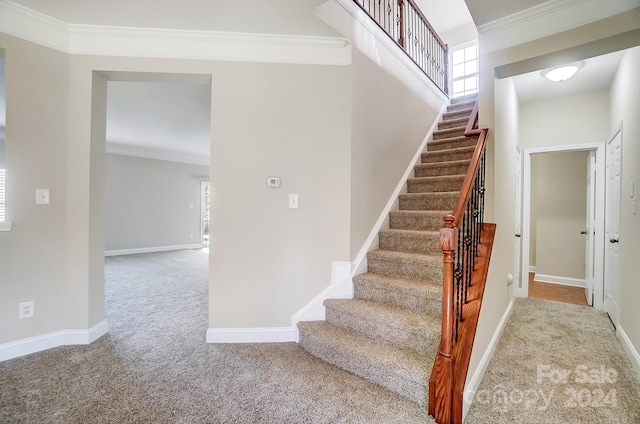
[531,151,589,279]
[105,153,209,251]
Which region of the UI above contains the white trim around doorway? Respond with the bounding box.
[520,143,606,310]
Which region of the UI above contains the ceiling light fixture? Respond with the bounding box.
[542,64,581,82]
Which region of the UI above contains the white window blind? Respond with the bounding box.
[0,169,5,222]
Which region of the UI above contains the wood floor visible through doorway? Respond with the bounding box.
[528,273,588,306]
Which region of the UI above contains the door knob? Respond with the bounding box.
[580,231,587,235]
[609,238,619,243]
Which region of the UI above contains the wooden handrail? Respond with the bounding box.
[449,128,487,227]
[464,100,480,137]
[352,0,448,94]
[429,97,491,423]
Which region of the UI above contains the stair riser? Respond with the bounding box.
[433,127,466,140]
[427,137,478,152]
[297,329,428,405]
[367,254,443,283]
[414,161,470,177]
[389,212,443,231]
[378,231,441,255]
[398,193,457,211]
[325,306,439,356]
[353,280,442,316]
[421,149,474,164]
[407,177,465,193]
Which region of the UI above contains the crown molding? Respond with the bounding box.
[0,0,351,66]
[477,0,640,53]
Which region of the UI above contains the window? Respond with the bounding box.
[451,42,478,98]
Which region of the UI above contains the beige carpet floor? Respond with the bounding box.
[465,297,640,424]
[0,249,434,423]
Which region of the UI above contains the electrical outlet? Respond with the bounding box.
[19,301,35,319]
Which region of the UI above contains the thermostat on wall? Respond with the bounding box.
[266,176,281,188]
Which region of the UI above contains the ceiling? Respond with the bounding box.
[106,81,211,165]
[2,0,637,163]
[512,50,625,103]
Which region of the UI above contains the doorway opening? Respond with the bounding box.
[99,71,212,338]
[519,143,605,310]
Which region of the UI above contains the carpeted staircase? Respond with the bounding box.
[297,93,479,406]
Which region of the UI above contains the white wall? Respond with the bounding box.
[316,0,448,260]
[349,48,443,258]
[470,8,640,407]
[531,151,589,280]
[0,30,354,346]
[610,45,640,363]
[0,34,70,343]
[519,90,609,150]
[104,153,209,252]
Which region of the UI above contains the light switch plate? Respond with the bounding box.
[289,194,298,209]
[36,189,50,205]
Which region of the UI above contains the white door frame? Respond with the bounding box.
[519,142,606,310]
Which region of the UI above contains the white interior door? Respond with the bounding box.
[514,147,523,292]
[604,127,621,327]
[584,151,596,306]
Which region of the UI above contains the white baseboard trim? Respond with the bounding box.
[0,320,109,362]
[533,274,586,288]
[105,244,203,257]
[528,265,536,273]
[617,324,640,379]
[206,327,295,343]
[291,261,353,342]
[463,298,515,419]
[206,261,352,344]
[350,105,447,277]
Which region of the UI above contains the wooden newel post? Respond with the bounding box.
[428,214,456,423]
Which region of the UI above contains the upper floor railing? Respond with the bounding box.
[353,0,448,94]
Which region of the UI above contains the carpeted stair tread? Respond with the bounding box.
[427,135,478,152]
[407,175,466,193]
[438,116,468,129]
[367,249,443,283]
[324,298,441,355]
[421,145,475,163]
[378,229,441,255]
[297,321,432,405]
[414,159,471,177]
[389,210,448,231]
[353,272,442,316]
[398,192,458,211]
[432,126,466,140]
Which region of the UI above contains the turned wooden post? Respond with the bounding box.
[428,214,456,423]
